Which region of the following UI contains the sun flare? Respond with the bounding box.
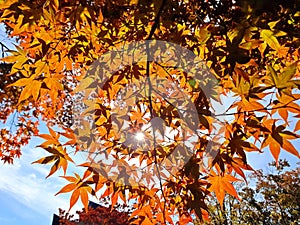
[135,132,145,141]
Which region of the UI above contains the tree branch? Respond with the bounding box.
[146,0,167,40]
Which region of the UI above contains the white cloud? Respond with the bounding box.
[0,144,84,219]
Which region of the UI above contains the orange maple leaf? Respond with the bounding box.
[207,169,241,207]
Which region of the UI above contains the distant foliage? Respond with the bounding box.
[58,201,131,225]
[198,160,300,225]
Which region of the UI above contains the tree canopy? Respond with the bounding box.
[57,200,132,225]
[200,160,300,225]
[0,0,299,224]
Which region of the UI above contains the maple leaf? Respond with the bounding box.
[32,145,74,178]
[130,107,147,124]
[207,169,241,207]
[32,127,74,177]
[56,171,94,211]
[261,29,281,51]
[2,46,29,74]
[262,124,300,164]
[60,128,78,149]
[1,0,300,224]
[8,76,42,103]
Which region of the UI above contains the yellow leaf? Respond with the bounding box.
[130,0,139,4]
[261,29,280,51]
[8,77,33,87]
[53,0,59,9]
[95,116,107,126]
[195,26,211,44]
[3,47,28,74]
[277,62,297,88]
[76,77,95,92]
[18,83,33,103]
[236,75,250,96]
[178,24,190,36]
[267,65,279,87]
[268,20,280,30]
[35,61,48,76]
[31,80,42,101]
[42,8,53,22]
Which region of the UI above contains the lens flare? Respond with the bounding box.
[135,132,145,141]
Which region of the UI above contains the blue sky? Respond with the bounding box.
[0,136,85,225]
[0,133,298,225]
[0,25,85,224]
[0,110,298,225]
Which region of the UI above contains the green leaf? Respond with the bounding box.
[188,79,196,88]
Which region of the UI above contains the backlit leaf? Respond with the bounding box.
[207,171,241,206]
[261,29,281,51]
[69,189,80,211]
[55,183,77,195]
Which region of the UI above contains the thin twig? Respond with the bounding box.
[145,0,168,223]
